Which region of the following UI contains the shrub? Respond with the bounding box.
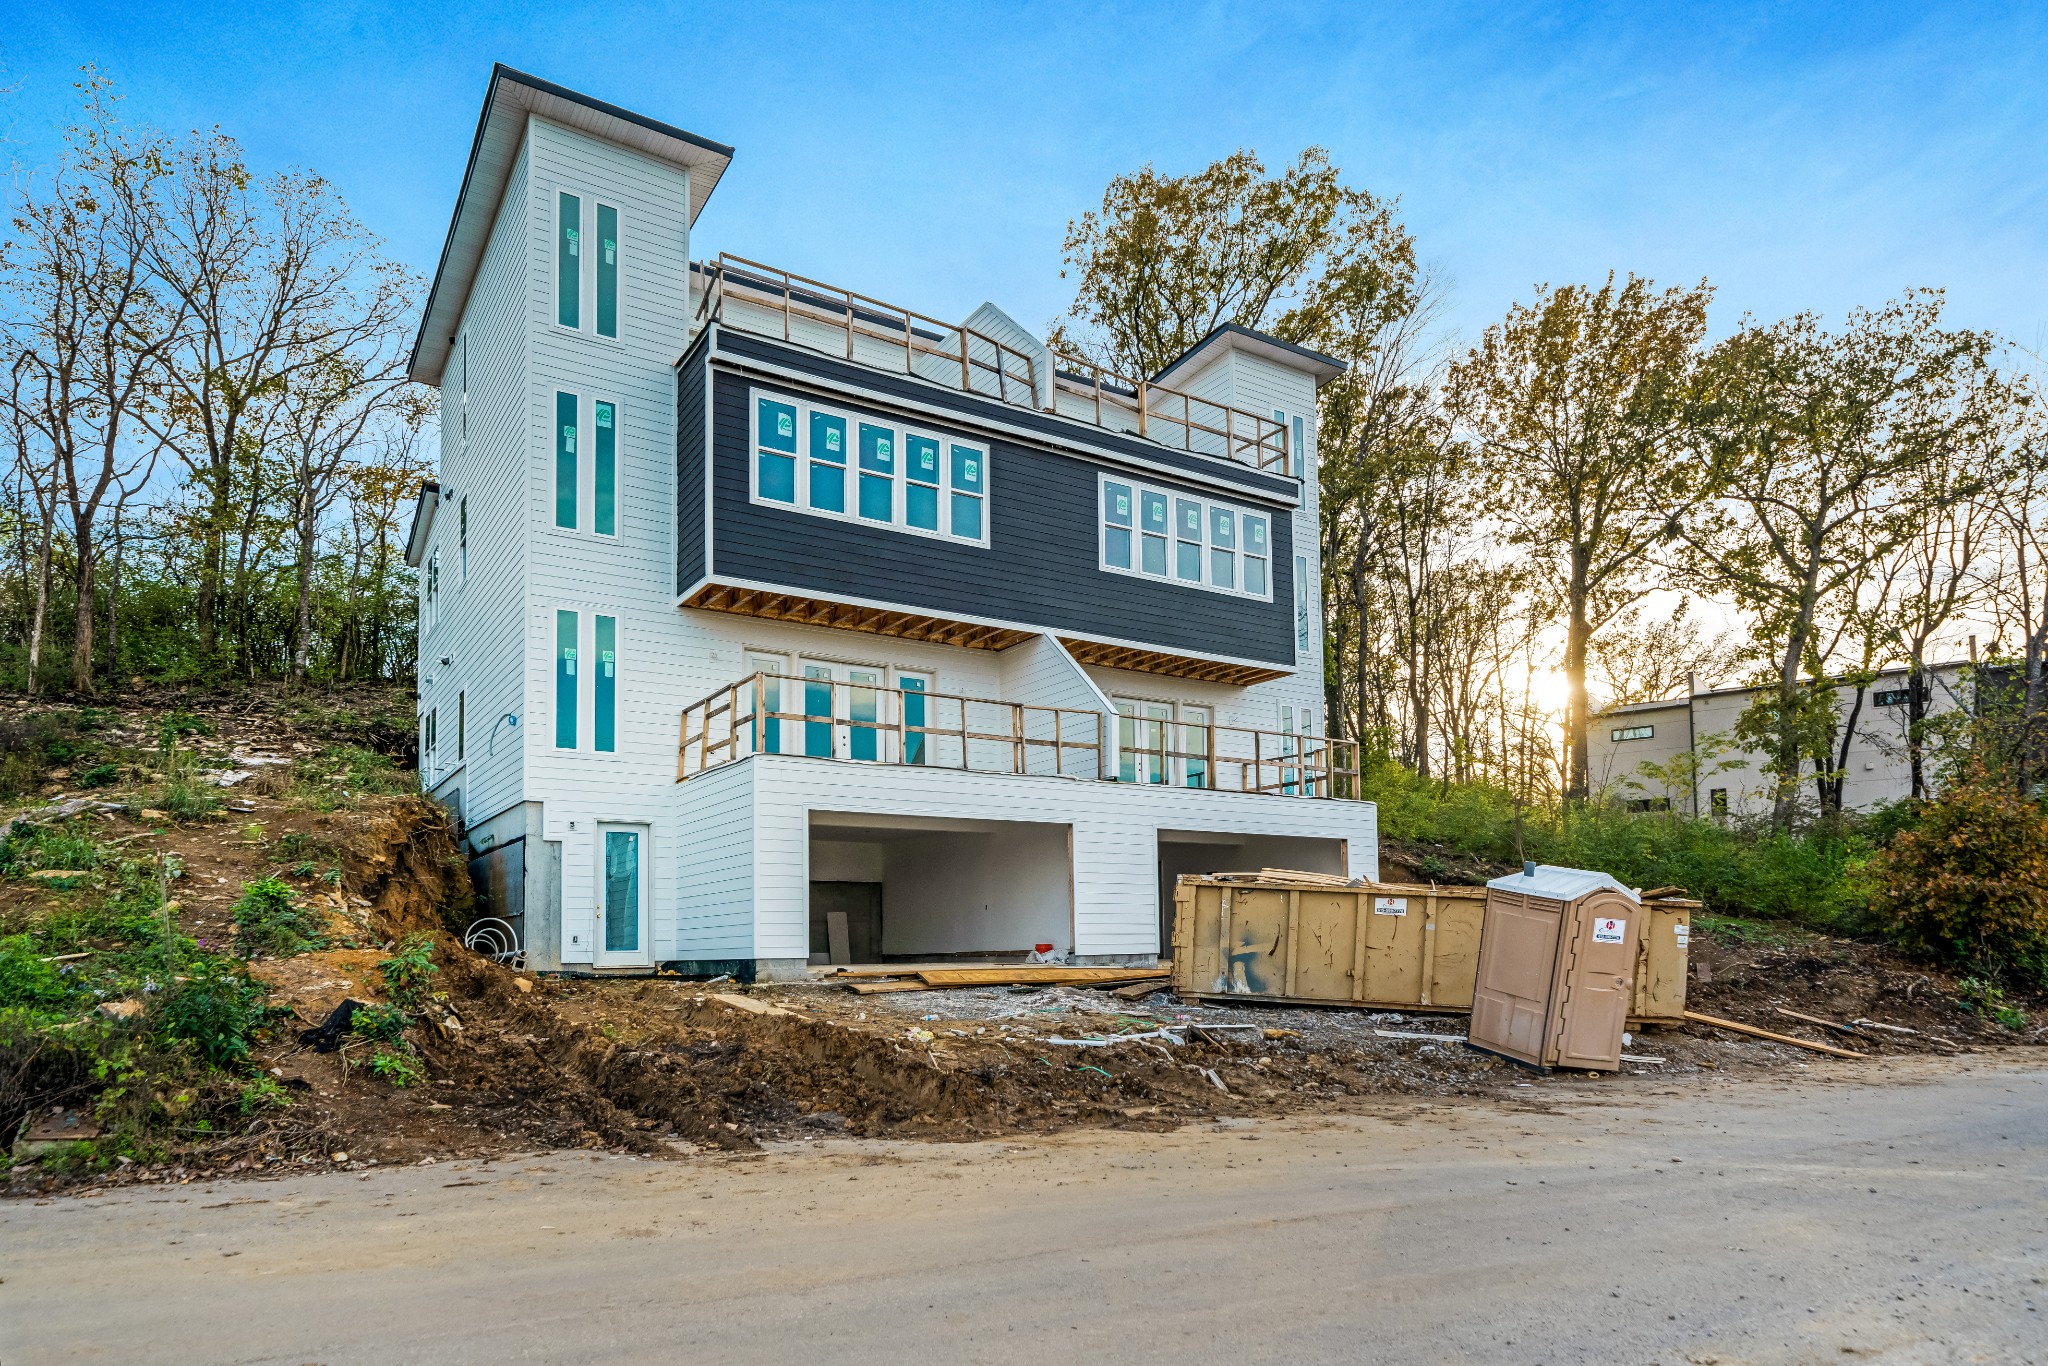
[369,1047,426,1088]
[231,877,327,959]
[0,935,79,1011]
[378,934,439,1009]
[154,964,267,1065]
[349,1002,411,1043]
[1869,765,2048,985]
[76,763,122,790]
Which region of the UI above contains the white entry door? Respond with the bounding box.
[594,824,650,967]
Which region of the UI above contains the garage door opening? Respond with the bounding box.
[1156,830,1348,957]
[808,813,1072,965]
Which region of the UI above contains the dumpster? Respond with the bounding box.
[1170,873,1490,1011]
[1467,864,1642,1072]
[1630,895,1696,1026]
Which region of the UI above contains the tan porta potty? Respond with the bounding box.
[1467,864,1642,1072]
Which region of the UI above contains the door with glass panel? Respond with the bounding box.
[748,654,788,755]
[1179,705,1212,789]
[594,824,650,967]
[798,660,889,761]
[1116,700,1174,785]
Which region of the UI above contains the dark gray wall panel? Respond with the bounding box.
[705,368,1295,665]
[675,333,709,592]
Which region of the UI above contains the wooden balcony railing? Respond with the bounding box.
[676,672,1362,800]
[693,253,1294,476]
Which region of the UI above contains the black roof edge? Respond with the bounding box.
[1151,322,1348,386]
[491,63,735,160]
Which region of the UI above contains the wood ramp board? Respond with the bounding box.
[914,966,1169,988]
[847,980,931,995]
[1683,1010,1867,1059]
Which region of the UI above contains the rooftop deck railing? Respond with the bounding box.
[693,254,1294,476]
[676,671,1361,799]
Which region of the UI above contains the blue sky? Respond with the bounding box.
[5,1,2045,356]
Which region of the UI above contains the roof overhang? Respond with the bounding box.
[404,482,440,568]
[408,64,734,386]
[1151,323,1348,391]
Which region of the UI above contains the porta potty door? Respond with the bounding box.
[1547,890,1641,1071]
[1467,889,1563,1066]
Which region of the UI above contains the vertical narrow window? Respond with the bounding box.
[459,498,468,581]
[555,610,578,750]
[858,424,895,522]
[904,435,940,530]
[1292,414,1307,479]
[1209,507,1236,589]
[594,401,617,536]
[456,691,466,762]
[1295,556,1310,653]
[756,398,797,502]
[1274,409,1288,475]
[555,392,578,529]
[460,334,468,451]
[809,411,846,513]
[1102,481,1132,569]
[949,444,984,541]
[556,192,582,329]
[1181,705,1211,789]
[749,653,785,755]
[603,829,639,953]
[847,668,881,761]
[1140,491,1168,575]
[1243,515,1269,596]
[425,709,438,759]
[595,203,619,339]
[802,663,835,757]
[1174,499,1203,581]
[594,615,617,753]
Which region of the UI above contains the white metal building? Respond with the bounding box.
[404,67,1377,979]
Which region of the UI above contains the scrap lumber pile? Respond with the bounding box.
[826,965,1169,995]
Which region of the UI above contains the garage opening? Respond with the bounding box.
[808,813,1072,964]
[1156,830,1348,957]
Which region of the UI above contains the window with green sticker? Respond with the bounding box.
[858,424,894,521]
[595,203,618,339]
[594,615,616,753]
[948,443,984,541]
[555,392,578,529]
[1103,481,1132,569]
[1244,514,1269,596]
[809,411,846,513]
[1175,499,1203,581]
[1140,490,1168,575]
[557,192,581,329]
[594,401,616,536]
[555,610,578,750]
[1209,506,1235,588]
[905,434,940,530]
[756,398,797,503]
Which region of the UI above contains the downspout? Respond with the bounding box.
[1686,671,1699,817]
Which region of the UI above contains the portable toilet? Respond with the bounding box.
[1467,864,1642,1072]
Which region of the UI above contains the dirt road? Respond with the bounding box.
[6,1057,2045,1365]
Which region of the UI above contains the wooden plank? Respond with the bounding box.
[1683,1010,1866,1059]
[915,966,1168,987]
[1113,980,1173,1000]
[848,979,930,995]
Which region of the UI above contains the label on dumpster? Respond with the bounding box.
[1373,897,1407,916]
[1592,917,1627,944]
[1674,923,1690,947]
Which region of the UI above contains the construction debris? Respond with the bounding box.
[831,965,1169,992]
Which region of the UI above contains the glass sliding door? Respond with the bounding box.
[897,672,930,765]
[1116,700,1173,785]
[803,664,835,758]
[847,669,881,761]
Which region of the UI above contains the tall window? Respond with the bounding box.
[1292,414,1307,480]
[594,401,617,536]
[456,691,466,762]
[458,497,468,581]
[424,550,440,632]
[555,392,578,529]
[594,615,617,753]
[748,389,989,545]
[555,610,578,750]
[1099,474,1272,600]
[424,708,438,763]
[556,192,581,329]
[595,203,619,339]
[1295,556,1310,653]
[756,397,797,503]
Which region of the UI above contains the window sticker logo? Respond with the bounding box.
[1116,493,1129,517]
[601,649,615,678]
[566,227,579,256]
[826,428,842,452]
[777,412,794,438]
[596,405,613,429]
[1183,506,1199,532]
[603,237,616,264]
[562,424,576,451]
[562,646,578,675]
[877,436,892,458]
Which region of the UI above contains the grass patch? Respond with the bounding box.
[230,877,328,959]
[285,744,415,811]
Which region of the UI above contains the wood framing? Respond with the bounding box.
[1057,637,1288,686]
[683,582,1035,650]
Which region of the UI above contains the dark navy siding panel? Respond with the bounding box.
[713,328,1299,503]
[707,369,1294,665]
[675,333,709,593]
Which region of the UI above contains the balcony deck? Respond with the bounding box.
[691,254,1295,477]
[678,671,1361,800]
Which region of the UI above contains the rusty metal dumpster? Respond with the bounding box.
[1467,864,1643,1072]
[1170,873,1490,1011]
